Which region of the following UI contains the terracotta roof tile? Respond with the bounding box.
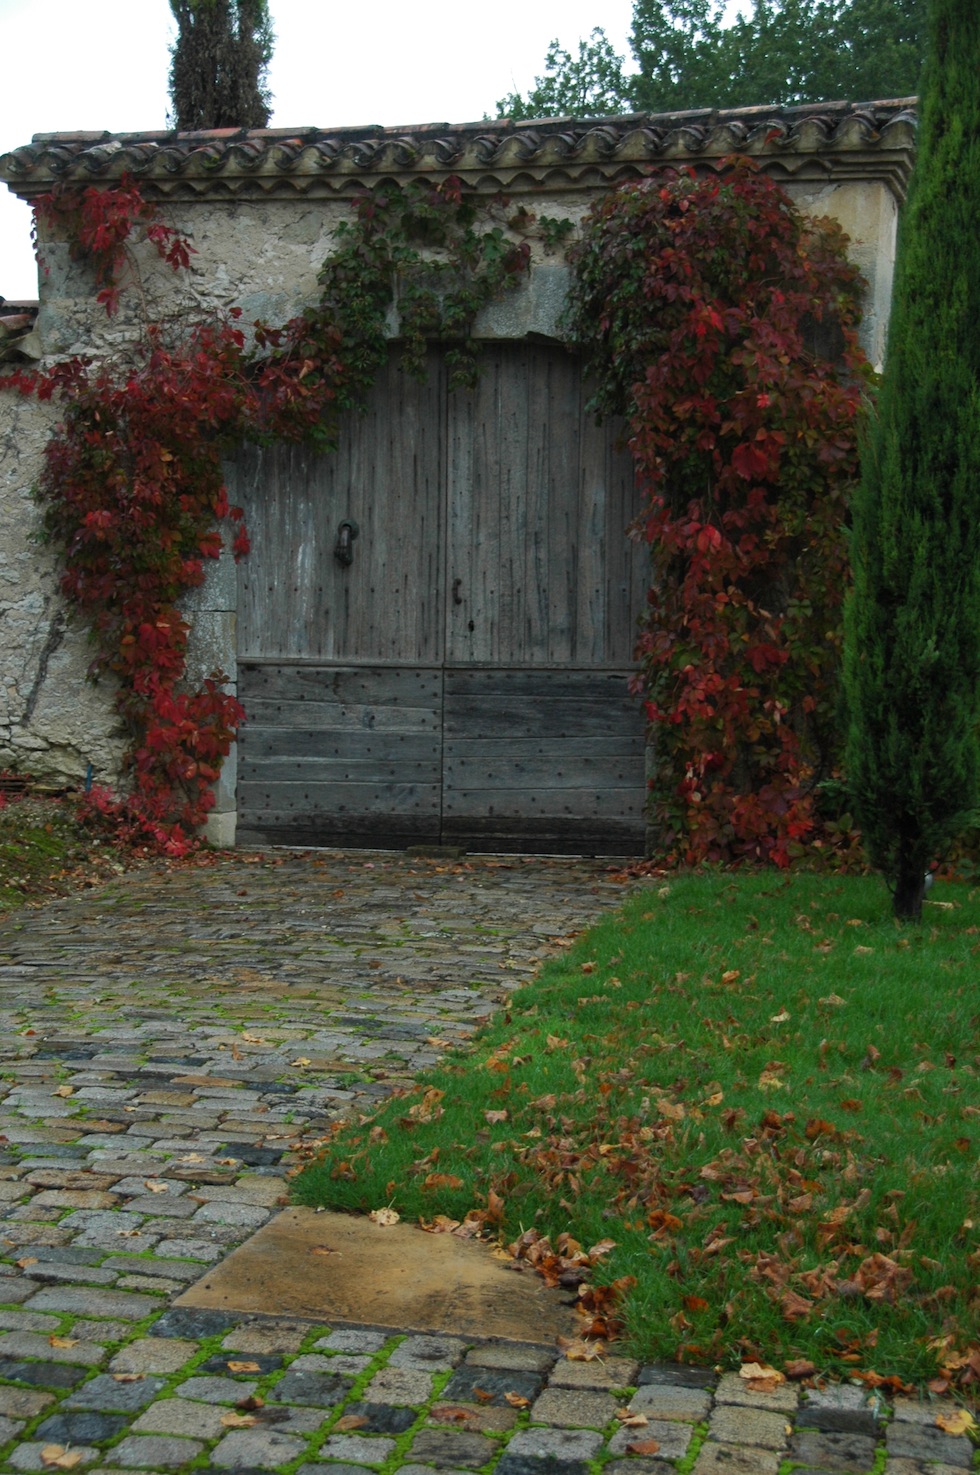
[0,104,917,203]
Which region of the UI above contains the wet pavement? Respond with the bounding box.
[0,849,973,1474]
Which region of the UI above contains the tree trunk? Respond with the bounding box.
[893,864,925,922]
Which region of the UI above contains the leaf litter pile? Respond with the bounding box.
[294,870,980,1394]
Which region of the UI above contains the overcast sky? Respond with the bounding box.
[0,0,744,300]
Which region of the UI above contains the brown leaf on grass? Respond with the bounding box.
[505,1392,531,1408]
[683,1295,710,1313]
[779,1290,814,1322]
[420,1214,462,1233]
[226,1360,261,1373]
[408,1087,446,1123]
[422,1173,464,1191]
[334,1414,370,1431]
[625,1439,661,1456]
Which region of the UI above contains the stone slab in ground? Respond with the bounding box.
[176,1206,580,1343]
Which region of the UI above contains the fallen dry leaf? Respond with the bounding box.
[473,1387,495,1404]
[143,1180,169,1193]
[310,1245,339,1257]
[221,1411,258,1428]
[422,1172,464,1191]
[16,1257,38,1269]
[616,1409,649,1427]
[334,1414,370,1432]
[112,1373,144,1383]
[369,1206,400,1227]
[52,1085,73,1098]
[48,1336,78,1349]
[818,992,847,1006]
[504,1392,530,1408]
[770,1008,790,1023]
[936,1409,976,1435]
[784,1358,817,1380]
[625,1439,661,1456]
[226,1360,261,1373]
[40,1448,82,1470]
[556,1336,607,1361]
[739,1361,785,1391]
[290,1057,312,1068]
[431,1405,476,1424]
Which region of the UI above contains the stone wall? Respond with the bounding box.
[0,108,916,841]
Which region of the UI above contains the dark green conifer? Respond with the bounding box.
[843,0,980,920]
[169,0,273,132]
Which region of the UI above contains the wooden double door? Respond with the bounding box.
[232,344,649,853]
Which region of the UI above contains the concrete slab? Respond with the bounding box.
[176,1208,580,1344]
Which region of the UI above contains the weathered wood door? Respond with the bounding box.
[232,344,649,853]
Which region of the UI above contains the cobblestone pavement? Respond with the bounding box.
[0,850,974,1475]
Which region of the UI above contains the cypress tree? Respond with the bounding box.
[169,0,274,132]
[843,0,980,920]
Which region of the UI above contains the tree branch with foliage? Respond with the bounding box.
[169,0,274,131]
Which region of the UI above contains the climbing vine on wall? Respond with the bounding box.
[565,162,873,866]
[1,175,531,853]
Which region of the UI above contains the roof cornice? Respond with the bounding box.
[0,103,917,206]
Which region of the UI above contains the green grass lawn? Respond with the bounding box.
[294,869,980,1392]
[0,793,124,912]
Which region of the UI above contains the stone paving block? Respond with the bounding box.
[0,1331,107,1365]
[891,1395,956,1425]
[629,1383,712,1421]
[103,1255,200,1281]
[223,1320,311,1354]
[607,1418,694,1460]
[201,1350,284,1376]
[24,1263,120,1286]
[318,1432,397,1464]
[209,1426,308,1467]
[109,1337,201,1375]
[190,1200,270,1227]
[884,1421,973,1467]
[885,1462,977,1475]
[72,1320,133,1343]
[0,1278,42,1305]
[797,1385,884,1438]
[0,1413,22,1443]
[132,1396,228,1438]
[175,1373,259,1404]
[0,1310,62,1336]
[110,1433,205,1467]
[268,1367,352,1405]
[547,1357,639,1390]
[388,1334,469,1369]
[35,1409,132,1445]
[118,1196,198,1218]
[188,1177,284,1207]
[65,1374,170,1413]
[605,1459,677,1475]
[429,1400,520,1433]
[313,1327,389,1355]
[708,1403,791,1451]
[24,1286,161,1318]
[441,1365,543,1406]
[31,1190,120,1210]
[408,1427,498,1467]
[465,1344,556,1373]
[0,1386,57,1418]
[787,1427,880,1472]
[7,1442,101,1470]
[530,1387,619,1428]
[496,1425,604,1475]
[0,1356,89,1389]
[636,1363,717,1389]
[147,1306,238,1339]
[338,1400,418,1435]
[714,1371,799,1412]
[690,1441,782,1475]
[361,1365,435,1405]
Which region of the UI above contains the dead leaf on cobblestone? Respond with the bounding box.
[40,1447,82,1470]
[425,1037,451,1048]
[739,1362,785,1391]
[309,1245,339,1257]
[291,1057,312,1068]
[216,1158,241,1167]
[112,1373,144,1383]
[221,1411,258,1428]
[242,1034,267,1045]
[556,1336,606,1361]
[226,1360,262,1373]
[52,1086,73,1098]
[473,1387,495,1404]
[117,1229,142,1237]
[431,1405,476,1424]
[625,1439,661,1456]
[144,1180,169,1193]
[178,1154,204,1164]
[504,1392,530,1408]
[48,1336,78,1349]
[236,1394,264,1411]
[334,1414,369,1431]
[16,1257,38,1268]
[616,1409,648,1427]
[936,1409,976,1435]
